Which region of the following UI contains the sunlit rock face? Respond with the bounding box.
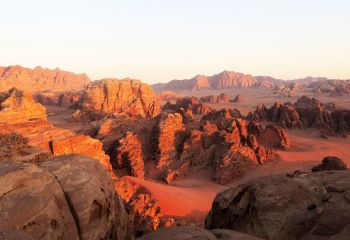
[73,78,161,121]
[0,154,133,240]
[0,88,47,124]
[0,65,90,92]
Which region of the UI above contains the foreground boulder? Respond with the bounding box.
[0,154,133,240]
[73,79,160,121]
[0,88,47,124]
[205,170,350,240]
[138,226,263,240]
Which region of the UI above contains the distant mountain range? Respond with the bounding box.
[0,65,90,92]
[152,70,350,93]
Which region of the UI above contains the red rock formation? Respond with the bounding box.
[57,91,80,107]
[73,79,161,121]
[312,156,347,172]
[248,96,350,135]
[0,155,133,240]
[163,96,212,115]
[0,65,90,91]
[231,94,243,103]
[154,113,185,168]
[152,70,281,91]
[0,88,47,124]
[115,132,145,178]
[200,93,229,104]
[205,171,350,240]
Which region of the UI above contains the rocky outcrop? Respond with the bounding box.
[163,96,212,115]
[0,65,90,92]
[309,80,350,95]
[312,156,347,172]
[73,79,160,121]
[0,88,47,124]
[154,113,185,168]
[0,155,133,240]
[57,91,81,107]
[231,94,243,103]
[247,96,350,136]
[205,170,350,240]
[200,93,229,104]
[115,132,145,178]
[138,226,263,240]
[115,178,173,237]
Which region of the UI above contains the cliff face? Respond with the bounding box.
[152,71,283,92]
[74,78,161,120]
[0,65,90,92]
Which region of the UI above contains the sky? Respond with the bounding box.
[0,0,350,84]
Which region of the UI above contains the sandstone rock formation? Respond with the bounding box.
[138,226,263,240]
[312,156,347,172]
[152,70,283,92]
[0,155,133,240]
[163,96,212,115]
[247,96,350,136]
[0,65,90,91]
[0,88,47,124]
[200,93,229,104]
[0,230,36,240]
[309,80,350,95]
[73,79,160,121]
[231,94,243,103]
[205,170,350,240]
[115,131,145,178]
[154,113,185,168]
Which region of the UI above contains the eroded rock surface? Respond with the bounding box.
[312,156,347,172]
[0,65,90,92]
[0,155,133,240]
[73,79,160,121]
[0,88,47,124]
[205,170,350,240]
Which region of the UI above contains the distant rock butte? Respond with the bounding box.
[200,93,229,104]
[0,65,90,92]
[73,78,161,121]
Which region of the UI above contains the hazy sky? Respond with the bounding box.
[1,0,350,84]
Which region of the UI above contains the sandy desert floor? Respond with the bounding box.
[124,128,350,224]
[45,92,350,225]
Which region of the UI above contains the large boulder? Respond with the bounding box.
[205,171,350,240]
[0,160,79,239]
[73,79,160,121]
[312,156,347,172]
[0,88,47,124]
[138,226,263,240]
[0,155,133,240]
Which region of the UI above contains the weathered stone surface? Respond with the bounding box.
[115,177,173,237]
[205,171,350,240]
[231,94,243,103]
[138,226,217,240]
[138,226,263,240]
[57,91,81,107]
[115,131,145,178]
[0,88,47,124]
[247,96,350,136]
[0,160,79,240]
[49,134,112,173]
[210,229,264,240]
[154,113,185,168]
[163,97,212,115]
[73,79,160,121]
[40,154,132,240]
[0,65,90,92]
[0,133,51,163]
[312,156,347,172]
[200,93,229,104]
[0,230,37,240]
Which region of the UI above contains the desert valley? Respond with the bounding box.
[0,64,350,240]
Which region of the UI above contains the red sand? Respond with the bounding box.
[126,129,350,220]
